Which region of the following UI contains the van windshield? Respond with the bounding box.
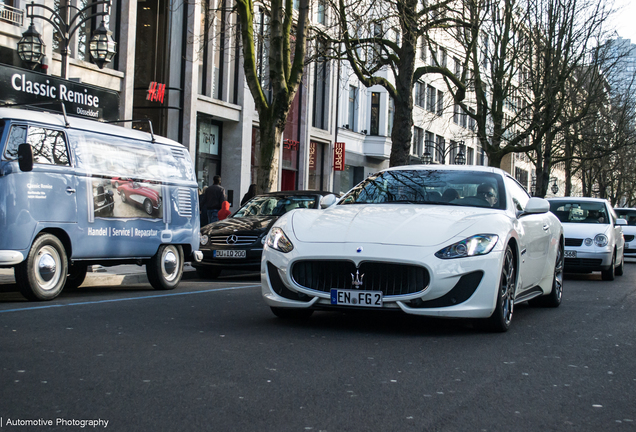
[72,131,195,183]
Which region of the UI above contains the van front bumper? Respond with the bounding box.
[0,250,25,266]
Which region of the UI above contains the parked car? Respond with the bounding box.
[194,191,336,279]
[261,165,564,332]
[117,181,162,215]
[548,197,626,280]
[613,208,636,259]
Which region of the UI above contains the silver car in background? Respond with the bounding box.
[548,197,626,280]
[614,208,636,259]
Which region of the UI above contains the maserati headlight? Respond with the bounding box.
[435,234,499,259]
[266,227,294,253]
[594,234,608,247]
[200,234,209,246]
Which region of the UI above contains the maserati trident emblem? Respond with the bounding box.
[351,269,364,289]
[226,234,239,245]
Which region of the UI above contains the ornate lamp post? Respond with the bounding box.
[17,0,116,79]
[421,141,466,165]
[550,177,559,195]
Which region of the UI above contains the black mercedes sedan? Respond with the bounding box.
[193,190,336,278]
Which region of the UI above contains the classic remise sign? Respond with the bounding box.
[0,64,120,121]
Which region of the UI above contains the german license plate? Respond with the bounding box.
[330,289,383,307]
[564,250,577,258]
[213,250,246,258]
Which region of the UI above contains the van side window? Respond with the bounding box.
[27,128,70,166]
[3,125,27,160]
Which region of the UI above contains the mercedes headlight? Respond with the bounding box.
[266,227,294,253]
[594,234,608,247]
[200,234,209,246]
[435,235,499,259]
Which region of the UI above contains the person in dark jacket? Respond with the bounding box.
[241,184,257,206]
[199,186,209,227]
[203,176,226,223]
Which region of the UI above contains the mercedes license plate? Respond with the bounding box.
[564,250,577,258]
[330,289,383,307]
[213,250,246,258]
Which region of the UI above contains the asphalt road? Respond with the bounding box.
[1,265,635,432]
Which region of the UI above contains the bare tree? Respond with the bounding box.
[325,0,466,167]
[234,0,311,192]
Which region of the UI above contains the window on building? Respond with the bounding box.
[453,104,460,124]
[469,107,476,130]
[435,135,445,163]
[348,85,357,132]
[515,167,529,191]
[415,82,425,107]
[413,127,424,156]
[440,48,447,68]
[312,39,330,130]
[425,131,435,158]
[388,97,394,136]
[317,0,326,25]
[437,90,444,116]
[454,57,461,77]
[370,92,380,135]
[466,146,474,165]
[426,85,436,113]
[420,37,427,62]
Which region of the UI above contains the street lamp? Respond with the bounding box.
[16,20,45,69]
[420,141,466,165]
[551,177,559,195]
[17,0,116,79]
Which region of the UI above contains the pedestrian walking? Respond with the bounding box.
[203,175,226,223]
[199,186,209,226]
[241,184,257,206]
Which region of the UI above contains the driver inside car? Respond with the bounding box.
[476,183,498,207]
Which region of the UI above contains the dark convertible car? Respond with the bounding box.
[194,190,336,278]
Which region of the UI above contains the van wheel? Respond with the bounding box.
[147,245,183,290]
[65,263,88,290]
[15,234,68,301]
[144,199,153,215]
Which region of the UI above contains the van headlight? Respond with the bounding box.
[435,235,499,259]
[266,227,294,253]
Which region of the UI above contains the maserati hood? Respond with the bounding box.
[290,204,499,247]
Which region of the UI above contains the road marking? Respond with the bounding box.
[0,284,262,314]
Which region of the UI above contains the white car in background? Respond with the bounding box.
[548,198,626,280]
[261,165,564,332]
[614,208,636,259]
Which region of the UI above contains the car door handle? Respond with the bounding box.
[543,224,550,231]
[66,187,76,194]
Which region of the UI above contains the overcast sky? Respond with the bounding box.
[612,0,636,42]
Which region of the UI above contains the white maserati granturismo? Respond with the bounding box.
[261,165,564,332]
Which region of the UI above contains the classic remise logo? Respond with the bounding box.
[351,269,364,289]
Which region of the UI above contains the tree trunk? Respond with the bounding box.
[256,115,283,194]
[390,89,414,166]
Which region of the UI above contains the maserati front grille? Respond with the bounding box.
[291,260,430,297]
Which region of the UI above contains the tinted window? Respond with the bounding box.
[234,195,318,217]
[549,201,609,224]
[338,169,506,210]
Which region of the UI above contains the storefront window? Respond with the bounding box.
[196,116,221,188]
[308,141,324,190]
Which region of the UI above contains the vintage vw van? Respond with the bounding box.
[0,107,201,301]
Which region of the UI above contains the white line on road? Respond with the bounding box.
[0,284,262,314]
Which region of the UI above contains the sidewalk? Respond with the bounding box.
[0,263,198,287]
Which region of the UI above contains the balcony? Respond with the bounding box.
[0,4,24,26]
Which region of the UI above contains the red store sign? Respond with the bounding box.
[334,142,345,171]
[147,82,166,104]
